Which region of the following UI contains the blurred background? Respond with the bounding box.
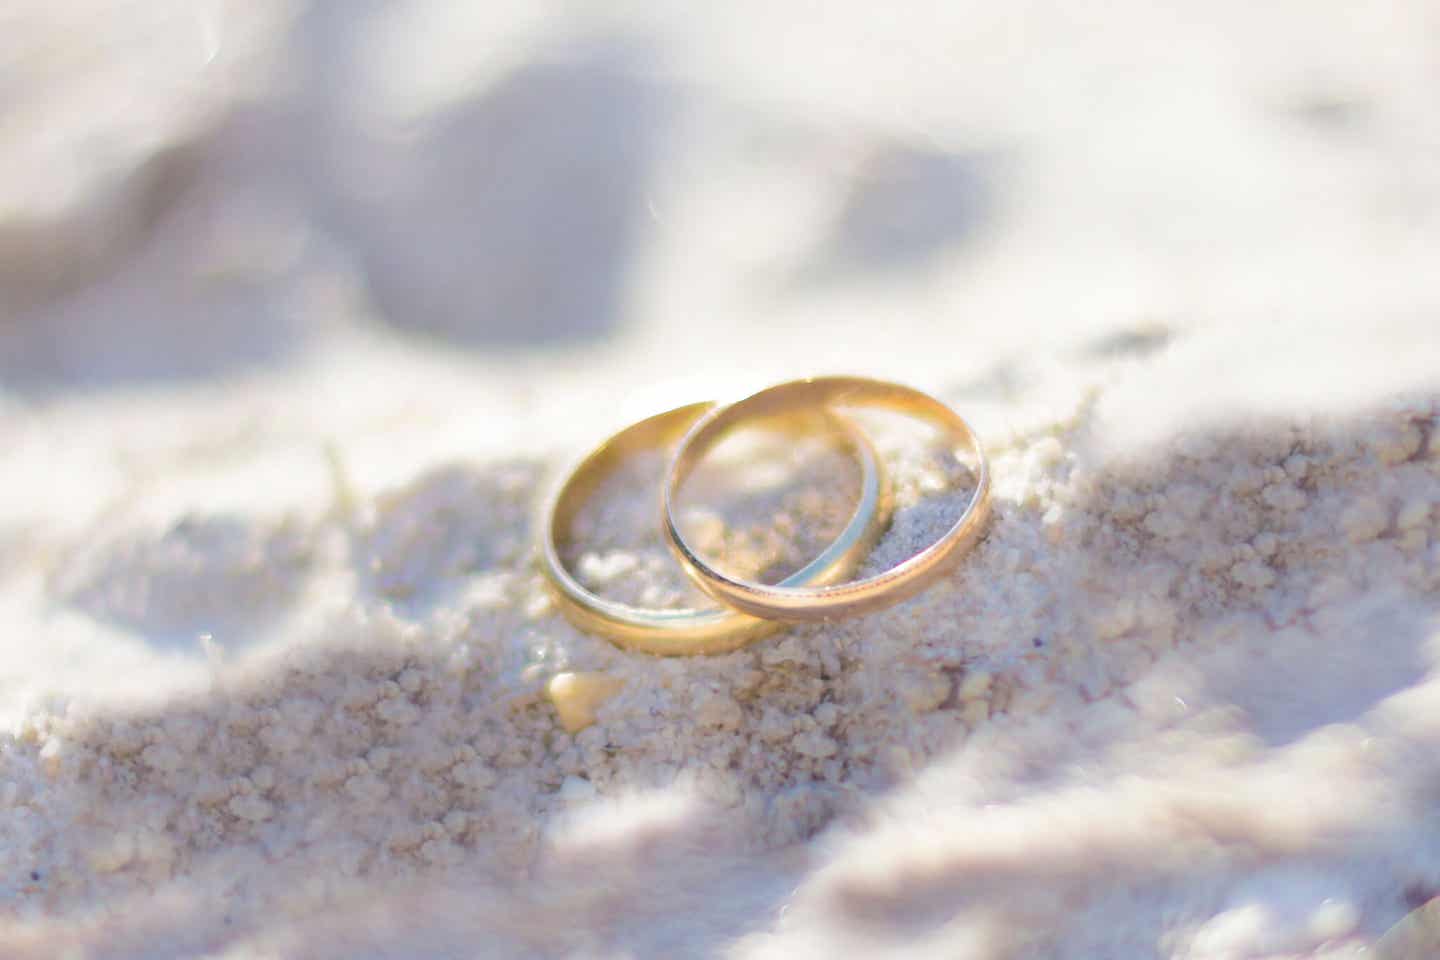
[2,0,1439,555]
[3,5,1440,952]
[4,0,1437,391]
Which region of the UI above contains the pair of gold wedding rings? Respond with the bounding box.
[539,376,992,656]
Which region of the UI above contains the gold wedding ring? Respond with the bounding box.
[663,377,991,622]
[540,401,893,655]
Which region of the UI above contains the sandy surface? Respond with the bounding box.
[3,2,1440,957]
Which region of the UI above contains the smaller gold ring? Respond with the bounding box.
[541,400,893,655]
[663,377,991,622]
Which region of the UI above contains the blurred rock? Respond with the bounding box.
[821,140,996,273]
[0,0,293,312]
[311,45,665,347]
[0,0,326,387]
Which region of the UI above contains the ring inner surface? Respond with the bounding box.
[666,408,867,588]
[560,408,868,611]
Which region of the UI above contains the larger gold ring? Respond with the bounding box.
[541,400,893,655]
[663,377,991,622]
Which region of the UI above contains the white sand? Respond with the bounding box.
[3,2,1440,957]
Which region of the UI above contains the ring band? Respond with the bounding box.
[541,400,894,655]
[663,377,991,622]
